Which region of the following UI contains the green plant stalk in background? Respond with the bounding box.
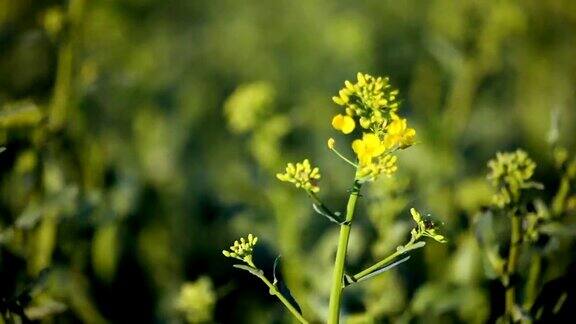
[49,0,85,131]
[31,0,86,276]
[327,180,361,324]
[505,212,522,320]
[524,253,542,310]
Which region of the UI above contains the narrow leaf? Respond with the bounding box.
[312,203,346,225]
[233,264,264,278]
[355,256,411,284]
[272,255,281,286]
[270,256,303,315]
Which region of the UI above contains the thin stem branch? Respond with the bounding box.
[258,275,309,324]
[329,148,358,168]
[327,180,361,324]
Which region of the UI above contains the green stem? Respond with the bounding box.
[258,274,309,324]
[524,253,541,310]
[505,212,522,320]
[327,180,361,324]
[49,0,85,130]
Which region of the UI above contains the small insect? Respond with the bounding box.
[423,214,444,230]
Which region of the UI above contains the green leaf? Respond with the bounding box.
[312,203,346,225]
[270,256,303,315]
[346,256,411,287]
[232,264,264,278]
[358,256,410,283]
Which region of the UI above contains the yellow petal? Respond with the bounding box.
[332,96,345,105]
[332,114,355,134]
[352,139,364,155]
[363,133,380,150]
[340,115,355,134]
[332,114,344,130]
[339,89,350,103]
[357,72,366,85]
[345,80,354,90]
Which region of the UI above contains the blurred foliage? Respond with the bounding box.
[1,0,575,323]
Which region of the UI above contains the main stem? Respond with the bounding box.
[327,180,361,324]
[505,212,522,320]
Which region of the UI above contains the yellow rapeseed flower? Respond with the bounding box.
[327,138,335,149]
[383,117,416,150]
[329,73,417,182]
[487,149,538,208]
[222,234,259,266]
[356,154,398,180]
[352,133,386,166]
[332,114,356,134]
[276,159,321,193]
[332,73,400,133]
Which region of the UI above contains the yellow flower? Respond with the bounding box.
[222,234,259,266]
[352,133,386,166]
[383,117,416,150]
[332,114,356,134]
[327,138,335,149]
[276,159,321,193]
[356,154,398,180]
[487,149,538,208]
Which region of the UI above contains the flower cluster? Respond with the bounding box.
[222,234,259,267]
[276,159,321,193]
[332,73,399,133]
[487,150,537,208]
[409,208,447,243]
[331,73,415,181]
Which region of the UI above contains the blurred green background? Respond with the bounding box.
[1,0,575,323]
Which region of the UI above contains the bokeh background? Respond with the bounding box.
[1,0,575,323]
